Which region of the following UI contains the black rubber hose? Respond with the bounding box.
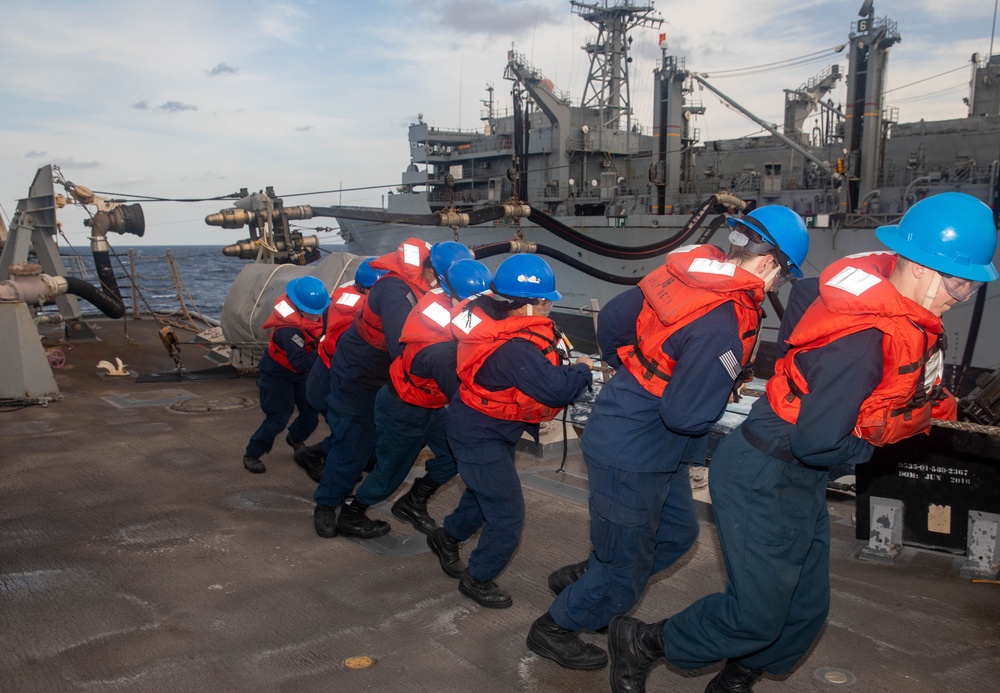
[471,241,642,285]
[535,244,642,285]
[316,201,698,259]
[64,276,126,319]
[92,249,123,300]
[465,206,507,226]
[470,242,516,260]
[527,209,699,259]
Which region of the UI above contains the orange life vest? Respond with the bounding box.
[389,288,456,408]
[318,282,366,368]
[618,244,764,397]
[767,251,950,446]
[262,294,326,373]
[451,304,568,423]
[354,238,433,350]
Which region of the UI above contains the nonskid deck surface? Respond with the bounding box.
[1,319,997,692]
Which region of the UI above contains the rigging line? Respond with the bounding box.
[92,182,400,204]
[700,44,844,76]
[91,191,242,202]
[889,83,968,104]
[701,53,845,79]
[884,64,968,94]
[250,182,403,199]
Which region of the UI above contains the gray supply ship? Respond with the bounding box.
[334,0,1000,375]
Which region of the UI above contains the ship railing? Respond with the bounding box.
[482,106,515,120]
[843,212,902,229]
[427,190,493,204]
[423,125,492,137]
[53,248,214,328]
[851,16,898,40]
[507,50,574,105]
[464,138,514,155]
[800,64,839,91]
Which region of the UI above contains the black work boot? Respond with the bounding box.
[608,615,667,693]
[548,560,589,596]
[526,611,608,670]
[313,504,338,538]
[704,660,764,693]
[293,444,325,483]
[391,475,442,535]
[336,499,390,539]
[427,527,465,578]
[285,432,306,451]
[459,570,512,609]
[243,455,265,474]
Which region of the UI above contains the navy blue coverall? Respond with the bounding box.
[246,328,321,458]
[305,329,350,458]
[313,277,414,508]
[443,340,592,582]
[355,341,461,506]
[665,279,883,675]
[549,286,746,633]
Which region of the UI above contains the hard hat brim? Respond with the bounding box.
[876,225,1000,282]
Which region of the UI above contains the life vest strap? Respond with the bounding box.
[629,341,672,385]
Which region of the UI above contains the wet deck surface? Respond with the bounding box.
[2,318,998,692]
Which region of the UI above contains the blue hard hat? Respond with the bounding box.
[430,241,473,281]
[727,205,809,278]
[443,259,492,300]
[492,254,561,301]
[355,257,387,289]
[286,276,330,314]
[876,193,999,282]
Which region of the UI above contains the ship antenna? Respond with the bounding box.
[991,0,998,57]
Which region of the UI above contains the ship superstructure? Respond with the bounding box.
[337,0,1000,372]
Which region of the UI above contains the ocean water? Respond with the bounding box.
[58,244,342,320]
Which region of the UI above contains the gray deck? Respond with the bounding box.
[2,318,998,692]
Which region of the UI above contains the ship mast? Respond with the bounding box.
[842,0,900,213]
[571,0,662,133]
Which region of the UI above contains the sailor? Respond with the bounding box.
[350,259,493,536]
[608,192,998,693]
[527,206,810,671]
[243,276,330,475]
[297,258,387,482]
[312,240,473,539]
[427,254,593,609]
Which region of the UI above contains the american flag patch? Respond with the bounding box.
[719,350,741,380]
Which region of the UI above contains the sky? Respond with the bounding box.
[1,0,996,248]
